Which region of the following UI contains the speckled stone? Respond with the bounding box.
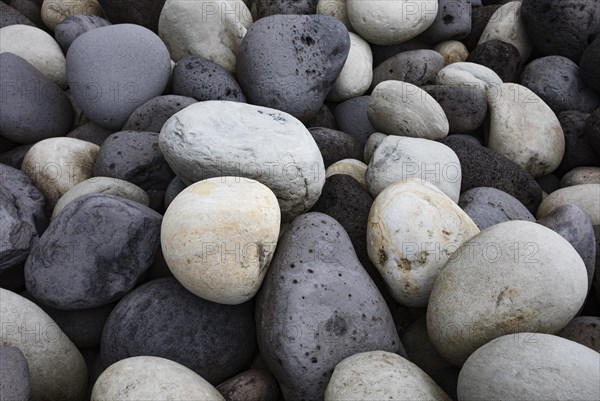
[122,95,197,133]
[371,50,445,90]
[467,39,521,82]
[309,127,363,167]
[216,369,281,401]
[422,84,487,133]
[556,111,599,177]
[98,0,165,31]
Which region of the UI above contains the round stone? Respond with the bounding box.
[325,351,451,401]
[67,24,171,130]
[434,40,469,65]
[427,221,589,366]
[41,0,103,30]
[458,187,535,230]
[162,178,280,305]
[326,32,372,102]
[325,159,367,188]
[419,0,471,44]
[478,1,532,61]
[422,84,487,133]
[346,0,438,45]
[371,49,445,89]
[435,62,502,96]
[537,184,600,225]
[92,356,225,401]
[54,15,111,52]
[457,333,600,400]
[122,95,197,133]
[0,346,30,401]
[556,316,600,352]
[309,127,363,168]
[368,81,449,139]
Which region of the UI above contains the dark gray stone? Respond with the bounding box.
[557,316,600,352]
[249,0,317,19]
[432,366,460,401]
[334,96,375,146]
[0,163,46,273]
[308,127,362,167]
[538,205,596,292]
[66,121,114,146]
[24,194,162,310]
[100,278,256,385]
[67,24,171,130]
[580,36,600,94]
[467,40,521,82]
[0,1,34,27]
[256,212,400,401]
[237,14,350,123]
[536,174,561,194]
[419,0,472,44]
[422,84,487,133]
[0,136,17,153]
[462,4,501,51]
[585,108,600,157]
[521,0,600,62]
[459,187,535,230]
[0,144,32,169]
[556,111,600,176]
[93,131,175,191]
[305,103,338,130]
[122,95,197,133]
[0,53,73,144]
[371,50,445,90]
[447,133,482,145]
[164,176,186,209]
[0,345,30,401]
[371,39,432,67]
[8,0,43,29]
[98,0,165,32]
[521,56,600,113]
[172,57,246,103]
[216,369,281,401]
[439,136,543,213]
[54,15,111,52]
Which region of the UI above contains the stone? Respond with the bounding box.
[0,53,73,144]
[92,356,225,401]
[256,213,400,400]
[0,145,32,169]
[0,288,88,401]
[366,135,462,202]
[66,121,113,145]
[121,96,196,132]
[585,108,600,157]
[159,101,325,222]
[67,24,171,130]
[237,14,350,122]
[25,193,162,309]
[419,0,471,44]
[561,167,600,187]
[54,14,111,52]
[371,39,433,66]
[216,369,281,401]
[171,57,246,103]
[521,0,600,62]
[435,62,503,97]
[325,351,451,400]
[98,0,166,32]
[0,345,30,401]
[0,1,34,27]
[334,96,375,146]
[466,40,521,82]
[100,278,256,384]
[367,180,479,307]
[162,178,280,304]
[326,32,372,102]
[555,111,600,176]
[316,0,351,31]
[459,187,535,230]
[305,103,338,130]
[0,24,67,88]
[9,0,45,29]
[21,137,99,211]
[580,36,600,94]
[402,317,452,376]
[158,0,252,73]
[93,131,175,192]
[486,83,565,177]
[346,0,438,45]
[457,333,600,400]
[422,84,487,133]
[164,176,186,209]
[52,177,149,219]
[249,0,318,19]
[427,221,589,366]
[556,316,600,352]
[368,81,449,139]
[462,4,501,51]
[325,159,367,188]
[363,132,387,163]
[41,0,103,30]
[309,127,363,167]
[537,184,600,225]
[439,136,543,213]
[521,56,600,114]
[371,50,445,89]
[434,40,469,65]
[0,163,46,273]
[478,1,532,61]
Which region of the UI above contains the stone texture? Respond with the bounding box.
[327,32,372,102]
[334,96,375,146]
[467,39,521,82]
[325,159,367,189]
[121,95,196,133]
[537,184,600,225]
[462,4,502,51]
[434,40,469,65]
[436,62,503,97]
[309,127,363,167]
[41,0,103,30]
[371,50,445,90]
[0,345,30,401]
[419,0,471,44]
[66,121,113,146]
[216,369,281,401]
[98,0,166,32]
[556,316,600,352]
[478,1,532,61]
[54,15,111,52]
[561,167,600,187]
[250,0,318,19]
[0,1,34,27]
[555,111,599,176]
[422,84,487,133]
[459,187,535,230]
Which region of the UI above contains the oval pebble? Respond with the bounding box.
[371,49,445,90]
[422,84,487,133]
[537,184,600,225]
[561,166,600,187]
[327,32,372,102]
[41,0,103,30]
[466,39,521,82]
[435,62,503,97]
[433,40,469,65]
[478,1,532,61]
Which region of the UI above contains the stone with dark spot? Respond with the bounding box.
[0,163,47,273]
[93,131,175,191]
[557,316,600,352]
[305,103,338,130]
[98,0,166,32]
[422,85,487,133]
[521,56,600,113]
[371,39,432,67]
[308,127,362,167]
[250,0,318,19]
[164,176,186,209]
[521,0,600,62]
[0,145,32,169]
[537,205,596,292]
[100,277,256,384]
[0,1,34,28]
[580,36,600,94]
[256,212,400,401]
[237,14,350,122]
[462,5,501,51]
[371,50,445,90]
[54,15,111,52]
[172,56,246,103]
[439,136,543,213]
[334,96,376,146]
[584,108,600,157]
[419,0,472,44]
[467,40,521,82]
[216,369,281,401]
[459,187,535,230]
[24,193,162,310]
[122,95,197,133]
[0,345,30,401]
[66,121,114,146]
[555,111,600,177]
